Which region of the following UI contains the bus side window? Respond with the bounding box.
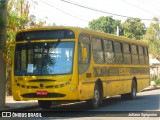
[92,37,104,64]
[138,46,145,65]
[114,41,123,64]
[144,47,149,64]
[123,43,131,64]
[103,39,115,63]
[78,34,90,74]
[131,45,139,64]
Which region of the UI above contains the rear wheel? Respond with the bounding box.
[87,84,102,108]
[38,100,52,109]
[121,80,137,100]
[130,80,137,99]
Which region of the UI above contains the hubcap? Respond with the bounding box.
[94,90,99,105]
[132,86,136,97]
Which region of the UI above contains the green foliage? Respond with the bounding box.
[0,16,3,27]
[0,0,5,8]
[7,0,29,42]
[121,18,146,40]
[0,0,7,51]
[143,17,160,59]
[88,16,121,34]
[0,0,6,27]
[152,76,160,85]
[7,0,47,64]
[88,17,146,39]
[6,0,45,95]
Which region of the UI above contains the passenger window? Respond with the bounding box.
[138,46,145,65]
[114,41,122,53]
[92,37,104,63]
[123,43,131,64]
[123,43,130,54]
[138,46,144,55]
[131,45,139,64]
[92,38,102,50]
[103,39,115,63]
[114,41,123,63]
[144,47,148,56]
[131,45,138,55]
[103,40,113,52]
[144,47,149,64]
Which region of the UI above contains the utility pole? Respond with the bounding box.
[0,0,8,109]
[117,26,120,36]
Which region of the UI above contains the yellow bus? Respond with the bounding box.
[12,26,150,109]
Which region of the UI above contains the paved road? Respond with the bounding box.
[2,89,160,120]
[94,89,160,112]
[27,89,160,118]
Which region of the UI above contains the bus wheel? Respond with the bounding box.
[130,80,137,99]
[38,100,52,109]
[121,80,137,100]
[87,84,101,108]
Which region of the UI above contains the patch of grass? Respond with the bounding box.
[152,76,160,85]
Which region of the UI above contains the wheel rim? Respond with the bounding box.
[132,84,136,97]
[94,89,99,105]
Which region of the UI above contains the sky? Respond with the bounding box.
[30,0,160,28]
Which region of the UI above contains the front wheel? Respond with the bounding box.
[38,100,52,109]
[86,84,102,108]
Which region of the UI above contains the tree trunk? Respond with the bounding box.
[0,0,8,109]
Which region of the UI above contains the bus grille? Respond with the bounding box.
[21,93,66,98]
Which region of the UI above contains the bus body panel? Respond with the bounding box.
[12,75,80,101]
[12,26,150,105]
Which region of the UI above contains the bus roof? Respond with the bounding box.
[17,26,148,46]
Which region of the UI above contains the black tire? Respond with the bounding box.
[86,84,102,109]
[38,100,52,109]
[130,80,137,99]
[121,80,137,100]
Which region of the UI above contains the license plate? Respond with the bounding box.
[36,91,48,96]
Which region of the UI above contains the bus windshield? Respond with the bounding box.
[15,42,74,76]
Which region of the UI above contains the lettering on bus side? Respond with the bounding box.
[130,68,150,75]
[93,67,149,77]
[93,67,119,77]
[119,68,130,75]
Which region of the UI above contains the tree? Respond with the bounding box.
[88,16,121,34]
[121,18,146,40]
[0,0,8,109]
[7,0,32,42]
[143,17,160,59]
[6,0,46,95]
[24,15,47,28]
[4,0,33,96]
